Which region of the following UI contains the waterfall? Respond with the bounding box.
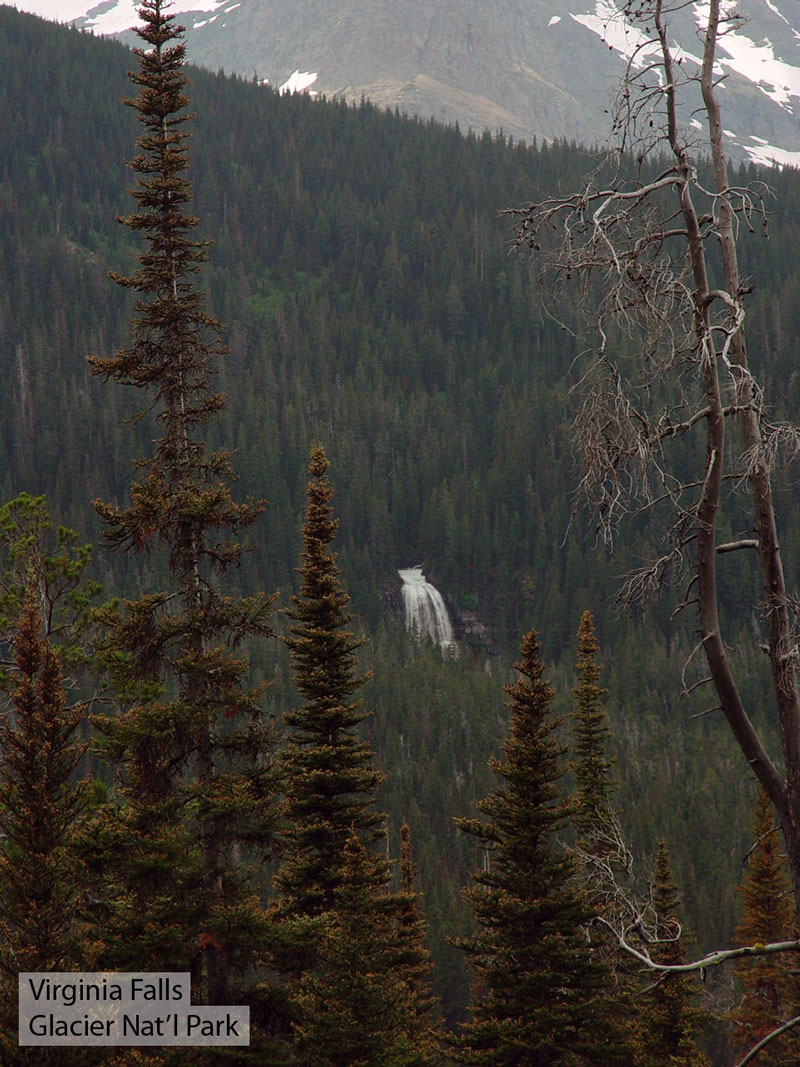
[398,567,457,653]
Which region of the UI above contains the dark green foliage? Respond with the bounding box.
[276,444,384,923]
[276,448,442,1064]
[86,0,278,1009]
[0,592,90,1063]
[571,609,616,840]
[292,833,425,1067]
[569,612,638,1063]
[455,629,619,1065]
[395,822,444,1065]
[0,493,100,675]
[731,788,800,1063]
[637,842,709,1067]
[365,629,510,1027]
[4,2,800,1029]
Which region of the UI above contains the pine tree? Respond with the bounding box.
[731,788,800,1063]
[455,627,620,1065]
[570,611,638,1064]
[292,833,420,1067]
[636,842,709,1067]
[87,0,277,1007]
[275,446,441,1064]
[275,444,384,924]
[0,492,100,675]
[0,591,91,1063]
[571,610,616,844]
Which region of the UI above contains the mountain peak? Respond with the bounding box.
[8,0,800,164]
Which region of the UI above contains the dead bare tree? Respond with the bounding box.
[573,804,800,1063]
[573,808,800,976]
[512,0,800,932]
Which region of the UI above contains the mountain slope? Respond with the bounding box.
[4,4,800,1036]
[9,0,800,163]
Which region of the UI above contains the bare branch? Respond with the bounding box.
[735,1014,800,1067]
[595,917,800,975]
[683,675,713,698]
[512,0,799,918]
[739,823,781,870]
[716,540,759,554]
[689,705,722,720]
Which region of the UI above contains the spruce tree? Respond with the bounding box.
[637,842,709,1067]
[0,492,99,674]
[571,610,616,844]
[87,0,277,1007]
[731,788,800,1063]
[292,833,419,1067]
[275,444,384,924]
[0,591,90,1063]
[275,447,441,1064]
[570,611,637,1063]
[455,628,619,1065]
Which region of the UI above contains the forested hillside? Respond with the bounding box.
[3,4,800,1043]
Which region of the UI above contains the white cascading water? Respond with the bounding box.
[398,567,457,654]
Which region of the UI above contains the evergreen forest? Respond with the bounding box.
[3,2,800,1062]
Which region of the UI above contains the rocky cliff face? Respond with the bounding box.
[158,0,633,147]
[19,0,800,163]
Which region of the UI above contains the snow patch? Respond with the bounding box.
[10,0,99,20]
[572,0,800,111]
[693,1,800,109]
[279,70,318,96]
[762,0,794,32]
[11,0,227,36]
[743,137,800,168]
[571,1,660,68]
[572,0,704,69]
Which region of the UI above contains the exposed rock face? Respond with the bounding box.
[123,0,800,164]
[179,0,623,147]
[21,0,800,162]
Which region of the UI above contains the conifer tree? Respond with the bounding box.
[570,611,638,1064]
[275,444,384,924]
[275,447,442,1064]
[0,492,99,675]
[731,788,800,1063]
[637,842,709,1067]
[571,610,616,844]
[292,833,422,1067]
[0,591,90,1063]
[455,627,620,1065]
[87,0,277,1006]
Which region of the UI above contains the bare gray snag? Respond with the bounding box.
[570,802,800,1032]
[513,0,800,922]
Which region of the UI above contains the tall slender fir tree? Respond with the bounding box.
[569,611,638,1064]
[87,0,277,1010]
[275,446,441,1063]
[275,444,384,925]
[394,821,443,1065]
[571,610,616,844]
[455,628,621,1065]
[731,788,800,1063]
[636,842,709,1067]
[0,591,91,1064]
